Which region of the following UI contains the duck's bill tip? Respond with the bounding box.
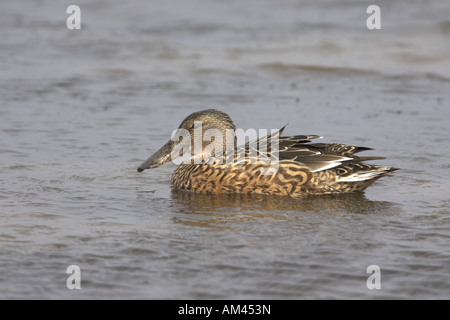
[137,156,168,172]
[137,140,174,173]
[137,162,164,172]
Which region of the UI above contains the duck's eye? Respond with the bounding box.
[192,121,202,129]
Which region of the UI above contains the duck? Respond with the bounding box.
[137,109,397,197]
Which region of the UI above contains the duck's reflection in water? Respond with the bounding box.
[170,190,398,229]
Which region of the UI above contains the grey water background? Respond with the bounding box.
[1,0,449,299]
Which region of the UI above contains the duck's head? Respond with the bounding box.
[137,109,236,172]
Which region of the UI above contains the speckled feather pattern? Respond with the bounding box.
[172,160,393,197]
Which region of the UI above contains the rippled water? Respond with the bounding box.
[1,0,450,299]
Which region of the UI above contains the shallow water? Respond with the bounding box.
[1,0,450,299]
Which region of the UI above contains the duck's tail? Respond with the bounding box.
[336,166,398,183]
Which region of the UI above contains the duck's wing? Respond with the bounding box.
[225,125,384,172]
[226,125,292,163]
[226,125,320,164]
[278,136,386,172]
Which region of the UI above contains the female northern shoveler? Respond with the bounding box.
[137,109,397,197]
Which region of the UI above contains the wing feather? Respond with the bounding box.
[226,125,385,174]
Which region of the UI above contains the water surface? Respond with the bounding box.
[1,0,449,299]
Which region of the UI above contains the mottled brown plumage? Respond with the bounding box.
[137,109,397,197]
